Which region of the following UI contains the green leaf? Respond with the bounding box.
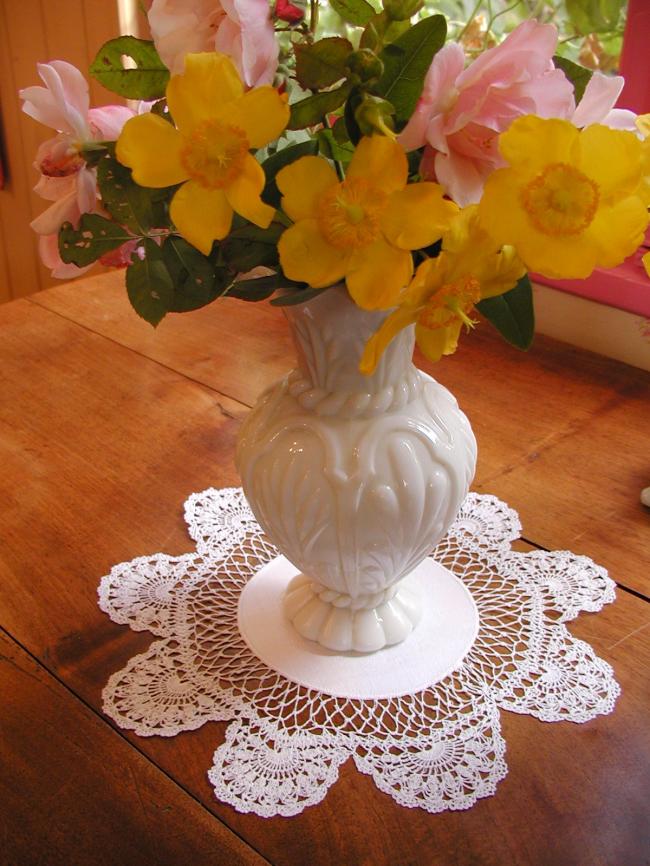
[162,236,227,312]
[223,223,284,272]
[566,0,624,34]
[59,214,131,267]
[295,37,353,90]
[317,128,355,164]
[226,274,280,302]
[270,286,328,306]
[377,14,446,124]
[262,140,319,207]
[553,55,593,105]
[97,150,173,234]
[288,83,352,130]
[476,274,535,350]
[329,0,376,26]
[126,239,174,326]
[90,36,169,99]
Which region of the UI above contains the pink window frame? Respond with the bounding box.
[532,0,650,317]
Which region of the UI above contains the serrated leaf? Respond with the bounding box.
[97,151,172,234]
[289,83,352,130]
[329,0,376,26]
[295,37,353,90]
[553,55,593,105]
[90,36,169,99]
[262,140,319,207]
[476,274,535,350]
[162,236,227,312]
[126,239,174,326]
[59,214,132,266]
[377,14,446,124]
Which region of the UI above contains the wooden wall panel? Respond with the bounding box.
[0,0,122,301]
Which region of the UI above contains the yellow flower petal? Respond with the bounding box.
[643,250,650,278]
[276,156,339,222]
[116,114,187,187]
[224,87,290,148]
[477,245,525,300]
[499,116,579,174]
[170,181,233,254]
[347,136,408,194]
[225,154,275,228]
[346,238,413,310]
[381,183,458,250]
[587,195,649,269]
[416,320,462,363]
[278,219,349,288]
[167,53,243,133]
[360,306,419,375]
[578,124,643,199]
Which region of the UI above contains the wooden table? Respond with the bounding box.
[2,272,649,866]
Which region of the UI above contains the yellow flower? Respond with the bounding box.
[360,206,525,373]
[478,115,649,280]
[276,136,458,310]
[116,53,289,255]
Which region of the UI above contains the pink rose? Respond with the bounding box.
[399,21,575,205]
[148,0,279,86]
[20,60,134,277]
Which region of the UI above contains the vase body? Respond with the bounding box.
[236,285,477,653]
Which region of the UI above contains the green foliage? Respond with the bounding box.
[59,214,131,267]
[262,140,319,207]
[222,223,284,273]
[329,0,376,26]
[295,37,353,89]
[96,150,173,234]
[226,274,280,302]
[126,239,174,326]
[162,236,228,312]
[90,37,169,100]
[317,128,355,164]
[566,0,625,34]
[553,55,593,104]
[377,14,446,124]
[289,84,352,130]
[476,275,535,350]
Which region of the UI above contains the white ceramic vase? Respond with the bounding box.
[236,285,477,653]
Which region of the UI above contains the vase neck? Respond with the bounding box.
[283,285,421,418]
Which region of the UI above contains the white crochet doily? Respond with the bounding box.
[99,487,620,817]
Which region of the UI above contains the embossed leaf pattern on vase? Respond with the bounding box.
[236,286,477,651]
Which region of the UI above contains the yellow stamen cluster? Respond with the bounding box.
[180,119,249,189]
[418,275,482,330]
[317,178,387,250]
[521,162,599,237]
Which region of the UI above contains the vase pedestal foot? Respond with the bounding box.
[284,574,421,653]
[237,555,479,700]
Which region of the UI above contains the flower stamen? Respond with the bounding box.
[521,162,599,237]
[180,119,249,189]
[317,177,387,250]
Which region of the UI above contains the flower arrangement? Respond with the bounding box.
[19,0,649,370]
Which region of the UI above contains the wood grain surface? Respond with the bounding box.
[1,280,649,866]
[34,272,650,595]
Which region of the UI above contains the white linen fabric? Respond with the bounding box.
[99,487,619,817]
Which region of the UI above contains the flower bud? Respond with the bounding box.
[345,49,384,86]
[354,95,396,138]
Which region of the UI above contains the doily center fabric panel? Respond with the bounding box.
[98,488,619,817]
